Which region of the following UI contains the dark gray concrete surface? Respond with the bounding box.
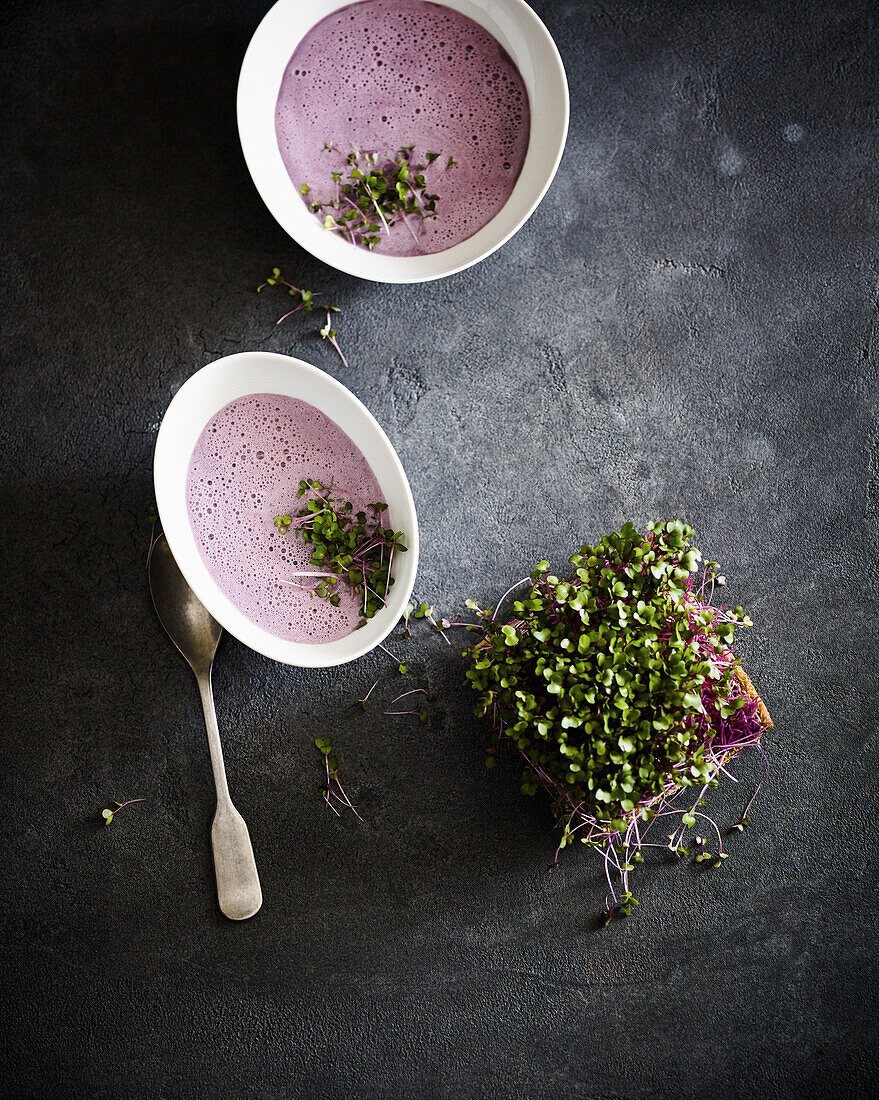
[2,1,877,1097]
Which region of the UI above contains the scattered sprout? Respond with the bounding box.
[314,737,361,819]
[257,268,348,368]
[101,798,145,826]
[383,687,432,724]
[357,679,379,710]
[412,601,451,644]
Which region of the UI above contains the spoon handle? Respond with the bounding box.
[211,803,262,921]
[197,673,263,920]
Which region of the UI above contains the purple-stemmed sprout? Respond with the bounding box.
[357,679,379,710]
[378,641,407,675]
[314,737,362,821]
[101,797,145,826]
[257,268,348,369]
[319,308,349,369]
[383,687,432,725]
[490,576,531,622]
[731,743,771,832]
[410,601,451,644]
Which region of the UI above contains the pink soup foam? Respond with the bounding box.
[275,0,530,256]
[186,393,386,644]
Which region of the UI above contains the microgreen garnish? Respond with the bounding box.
[101,798,145,826]
[358,679,379,710]
[303,147,454,250]
[400,598,468,643]
[257,268,348,368]
[465,521,773,921]
[314,737,362,819]
[375,641,409,676]
[384,688,432,725]
[274,480,407,627]
[412,601,452,645]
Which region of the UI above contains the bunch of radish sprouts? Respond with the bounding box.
[465,521,772,923]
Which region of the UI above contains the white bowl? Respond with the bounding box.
[154,352,419,667]
[237,0,569,283]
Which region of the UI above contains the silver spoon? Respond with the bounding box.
[149,534,262,921]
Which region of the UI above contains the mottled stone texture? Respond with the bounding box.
[1,1,877,1097]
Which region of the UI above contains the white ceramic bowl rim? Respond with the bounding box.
[154,352,419,667]
[237,0,569,283]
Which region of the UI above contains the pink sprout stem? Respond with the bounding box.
[388,689,429,705]
[331,779,363,821]
[276,305,306,325]
[360,679,379,705]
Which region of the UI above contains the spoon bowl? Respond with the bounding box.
[149,535,222,676]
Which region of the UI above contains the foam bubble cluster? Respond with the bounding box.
[186,394,385,644]
[275,0,531,256]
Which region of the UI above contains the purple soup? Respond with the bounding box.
[186,394,384,644]
[275,0,530,256]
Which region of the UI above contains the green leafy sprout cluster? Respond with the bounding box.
[304,147,455,250]
[274,479,408,628]
[465,521,770,923]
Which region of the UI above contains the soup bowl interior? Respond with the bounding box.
[154,352,419,667]
[237,0,569,283]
